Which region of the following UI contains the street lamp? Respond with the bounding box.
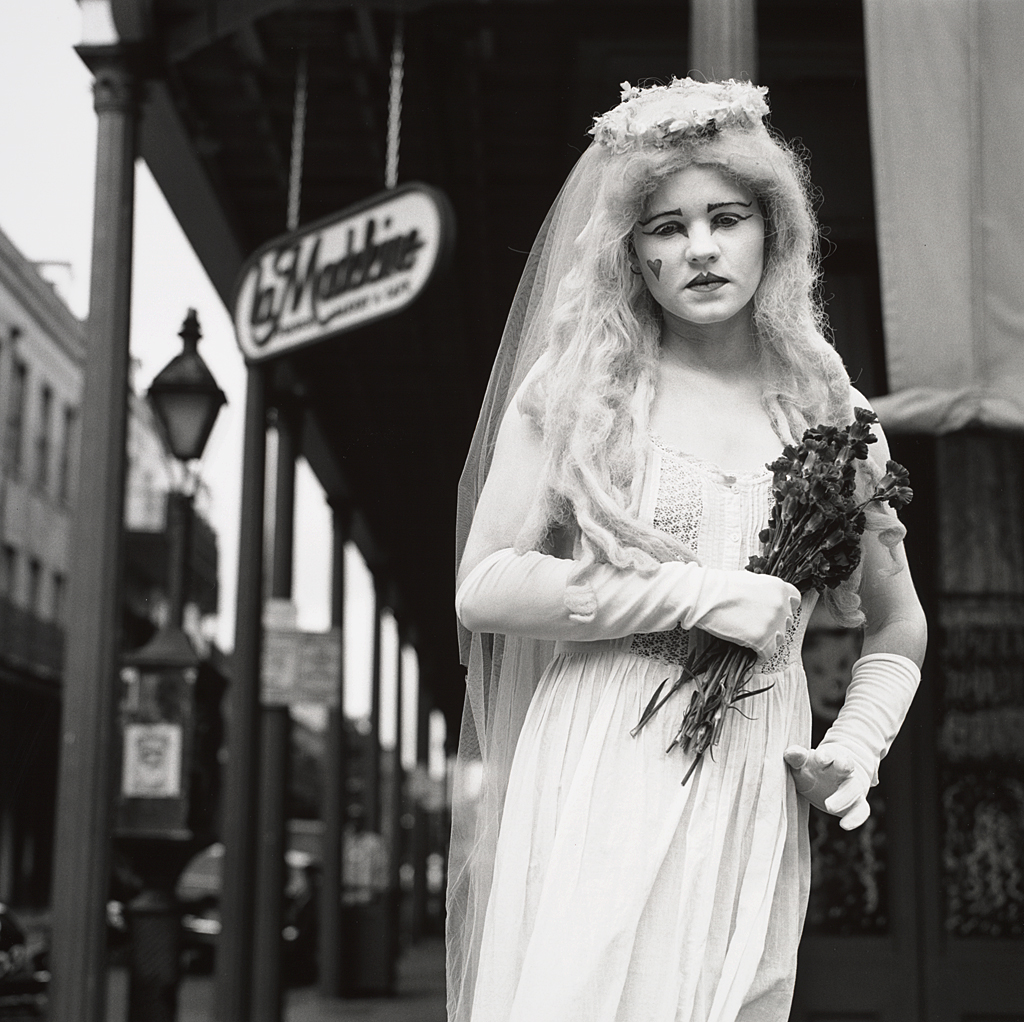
[115,310,227,1022]
[147,308,227,466]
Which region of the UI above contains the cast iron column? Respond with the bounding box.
[48,46,138,1022]
[388,630,405,963]
[215,365,267,1021]
[252,409,298,1022]
[411,681,431,939]
[690,0,758,81]
[368,592,383,835]
[319,508,348,995]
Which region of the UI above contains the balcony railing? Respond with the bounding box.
[0,596,64,679]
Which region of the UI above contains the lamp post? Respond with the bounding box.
[116,309,226,1022]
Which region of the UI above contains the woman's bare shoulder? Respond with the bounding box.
[849,385,892,460]
[849,384,875,411]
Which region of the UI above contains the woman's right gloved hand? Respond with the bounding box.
[688,568,801,657]
[456,548,800,658]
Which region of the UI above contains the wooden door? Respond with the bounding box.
[792,432,1024,1021]
[917,432,1024,1020]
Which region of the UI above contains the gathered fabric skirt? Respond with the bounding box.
[470,648,812,1022]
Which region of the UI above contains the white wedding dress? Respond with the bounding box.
[469,435,814,1022]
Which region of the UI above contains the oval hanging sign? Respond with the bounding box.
[233,182,454,362]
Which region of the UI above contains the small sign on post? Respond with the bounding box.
[233,182,454,363]
[122,722,183,798]
[261,625,342,706]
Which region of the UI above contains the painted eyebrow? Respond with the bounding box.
[637,199,752,226]
[637,208,681,226]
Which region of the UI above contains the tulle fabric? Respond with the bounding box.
[448,142,619,1021]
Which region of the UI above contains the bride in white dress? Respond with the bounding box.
[447,79,927,1022]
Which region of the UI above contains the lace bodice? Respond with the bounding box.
[630,434,806,671]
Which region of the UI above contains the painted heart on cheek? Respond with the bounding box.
[646,259,662,280]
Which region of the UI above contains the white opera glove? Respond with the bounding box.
[456,548,800,657]
[784,653,920,830]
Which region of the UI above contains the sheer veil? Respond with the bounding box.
[447,141,614,1022]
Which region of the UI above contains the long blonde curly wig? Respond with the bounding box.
[515,124,898,625]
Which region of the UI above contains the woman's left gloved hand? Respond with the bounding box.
[784,652,920,830]
[782,744,870,830]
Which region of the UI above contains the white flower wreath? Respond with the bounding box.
[590,77,770,153]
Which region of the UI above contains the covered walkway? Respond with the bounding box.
[106,939,447,1022]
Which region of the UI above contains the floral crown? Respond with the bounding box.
[590,77,769,154]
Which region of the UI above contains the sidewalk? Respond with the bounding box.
[106,940,447,1022]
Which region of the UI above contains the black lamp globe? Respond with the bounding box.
[148,309,227,462]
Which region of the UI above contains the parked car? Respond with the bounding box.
[177,843,319,985]
[0,905,47,1019]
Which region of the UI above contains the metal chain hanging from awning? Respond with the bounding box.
[385,15,404,190]
[287,50,308,232]
[287,17,403,225]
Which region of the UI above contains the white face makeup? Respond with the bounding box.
[631,166,765,329]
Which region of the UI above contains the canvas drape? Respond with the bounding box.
[864,0,1024,433]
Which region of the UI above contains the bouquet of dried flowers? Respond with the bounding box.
[632,407,914,783]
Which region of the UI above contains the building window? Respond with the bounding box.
[6,360,27,476]
[27,558,42,616]
[58,405,77,505]
[0,545,15,601]
[35,384,53,492]
[52,572,65,624]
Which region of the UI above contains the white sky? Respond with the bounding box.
[0,0,340,653]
